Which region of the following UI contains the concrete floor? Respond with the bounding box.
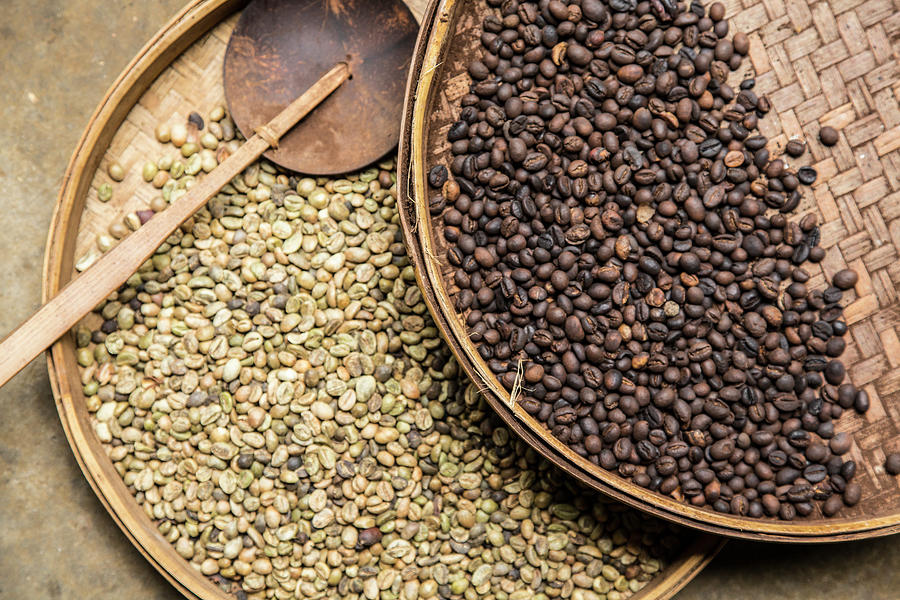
[0,1,897,599]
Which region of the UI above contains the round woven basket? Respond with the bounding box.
[398,0,900,542]
[42,0,720,597]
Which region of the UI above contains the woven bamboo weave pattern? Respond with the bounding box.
[74,16,239,262]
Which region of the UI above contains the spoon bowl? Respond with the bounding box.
[224,0,419,175]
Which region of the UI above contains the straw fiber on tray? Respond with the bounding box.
[411,0,900,538]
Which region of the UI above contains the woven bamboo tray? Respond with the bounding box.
[41,0,719,598]
[398,0,900,542]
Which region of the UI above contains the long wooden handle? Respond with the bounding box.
[0,62,351,387]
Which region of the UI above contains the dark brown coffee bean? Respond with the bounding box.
[428,165,449,188]
[733,32,749,55]
[825,360,846,385]
[797,166,817,185]
[447,120,469,141]
[582,0,608,22]
[523,152,548,171]
[803,464,827,484]
[776,467,801,485]
[843,482,862,506]
[715,39,733,61]
[822,495,843,516]
[886,453,900,475]
[188,111,204,130]
[779,503,797,520]
[785,140,806,157]
[819,126,839,146]
[473,247,496,268]
[829,432,852,455]
[806,443,828,463]
[359,527,382,547]
[567,43,593,66]
[761,494,780,516]
[617,64,644,84]
[710,438,735,460]
[832,269,858,290]
[468,60,490,80]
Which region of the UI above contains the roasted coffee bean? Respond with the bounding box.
[844,482,862,506]
[785,140,806,157]
[886,453,900,476]
[448,120,469,141]
[761,494,780,516]
[428,165,449,188]
[833,269,858,290]
[806,443,828,463]
[432,0,861,522]
[825,361,846,385]
[787,483,814,503]
[797,167,817,185]
[803,464,827,484]
[822,495,843,516]
[775,467,800,485]
[819,126,839,146]
[841,460,857,481]
[778,503,797,521]
[830,432,852,455]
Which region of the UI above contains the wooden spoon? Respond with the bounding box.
[0,0,418,386]
[224,0,418,175]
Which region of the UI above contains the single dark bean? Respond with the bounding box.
[829,432,852,455]
[188,111,204,130]
[797,167,817,185]
[785,140,806,157]
[885,453,900,476]
[733,32,749,55]
[832,269,858,290]
[819,126,839,146]
[822,495,843,517]
[843,482,862,506]
[428,165,449,188]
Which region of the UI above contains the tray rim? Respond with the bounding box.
[43,1,248,598]
[39,0,721,599]
[396,0,900,542]
[398,4,722,595]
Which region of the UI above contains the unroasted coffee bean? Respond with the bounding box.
[432,0,861,523]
